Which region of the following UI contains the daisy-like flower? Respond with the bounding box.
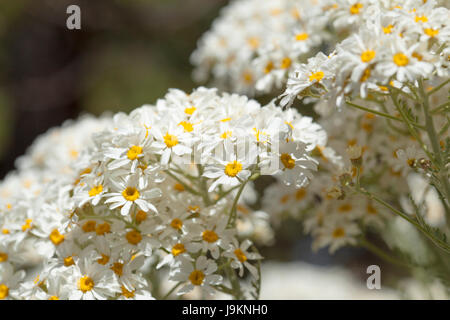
[187,216,234,260]
[105,173,161,216]
[203,155,252,193]
[313,218,361,254]
[117,276,155,300]
[393,146,424,176]
[34,269,71,300]
[156,235,194,270]
[104,130,153,173]
[152,122,193,165]
[0,263,26,300]
[119,222,161,257]
[280,52,334,107]
[74,175,106,207]
[170,256,222,296]
[223,239,262,278]
[67,254,121,300]
[376,38,434,83]
[261,141,318,188]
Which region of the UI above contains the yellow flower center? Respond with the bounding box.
[264,61,274,74]
[178,121,194,132]
[415,15,428,23]
[242,72,253,83]
[280,153,295,169]
[382,24,394,34]
[126,230,142,245]
[82,220,97,233]
[0,252,8,263]
[78,276,95,293]
[332,227,345,238]
[393,53,409,66]
[97,254,110,265]
[64,256,75,267]
[111,262,124,276]
[280,57,292,69]
[234,248,248,263]
[280,194,290,204]
[0,284,9,300]
[220,131,232,139]
[189,270,205,286]
[121,286,135,299]
[88,185,103,197]
[360,50,375,63]
[135,210,147,223]
[295,33,309,41]
[338,203,353,212]
[360,68,371,82]
[412,52,423,61]
[170,218,183,230]
[424,28,439,37]
[171,243,186,256]
[349,3,363,15]
[48,296,59,300]
[295,188,307,201]
[122,187,140,201]
[22,219,32,232]
[49,229,65,246]
[164,133,179,148]
[367,204,377,215]
[95,222,111,235]
[202,230,219,243]
[173,183,185,192]
[309,71,324,82]
[184,106,196,115]
[247,37,260,49]
[127,146,143,161]
[224,161,243,177]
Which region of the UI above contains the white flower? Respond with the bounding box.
[105,173,161,216]
[0,263,26,300]
[203,156,252,193]
[314,218,361,254]
[170,256,222,296]
[223,239,262,278]
[280,52,334,107]
[67,254,121,300]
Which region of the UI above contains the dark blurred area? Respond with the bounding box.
[0,0,227,178]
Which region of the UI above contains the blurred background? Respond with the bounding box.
[0,0,411,298]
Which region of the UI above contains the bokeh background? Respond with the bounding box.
[0,0,410,298]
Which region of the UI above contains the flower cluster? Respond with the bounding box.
[194,0,450,266]
[0,87,328,299]
[280,0,450,108]
[191,0,330,95]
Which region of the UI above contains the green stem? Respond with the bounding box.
[357,188,450,254]
[359,238,411,269]
[162,282,183,300]
[391,93,434,161]
[346,101,403,122]
[197,165,212,206]
[427,78,450,96]
[431,101,450,114]
[226,180,248,228]
[419,80,450,208]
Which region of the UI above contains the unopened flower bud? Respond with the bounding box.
[346,145,363,167]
